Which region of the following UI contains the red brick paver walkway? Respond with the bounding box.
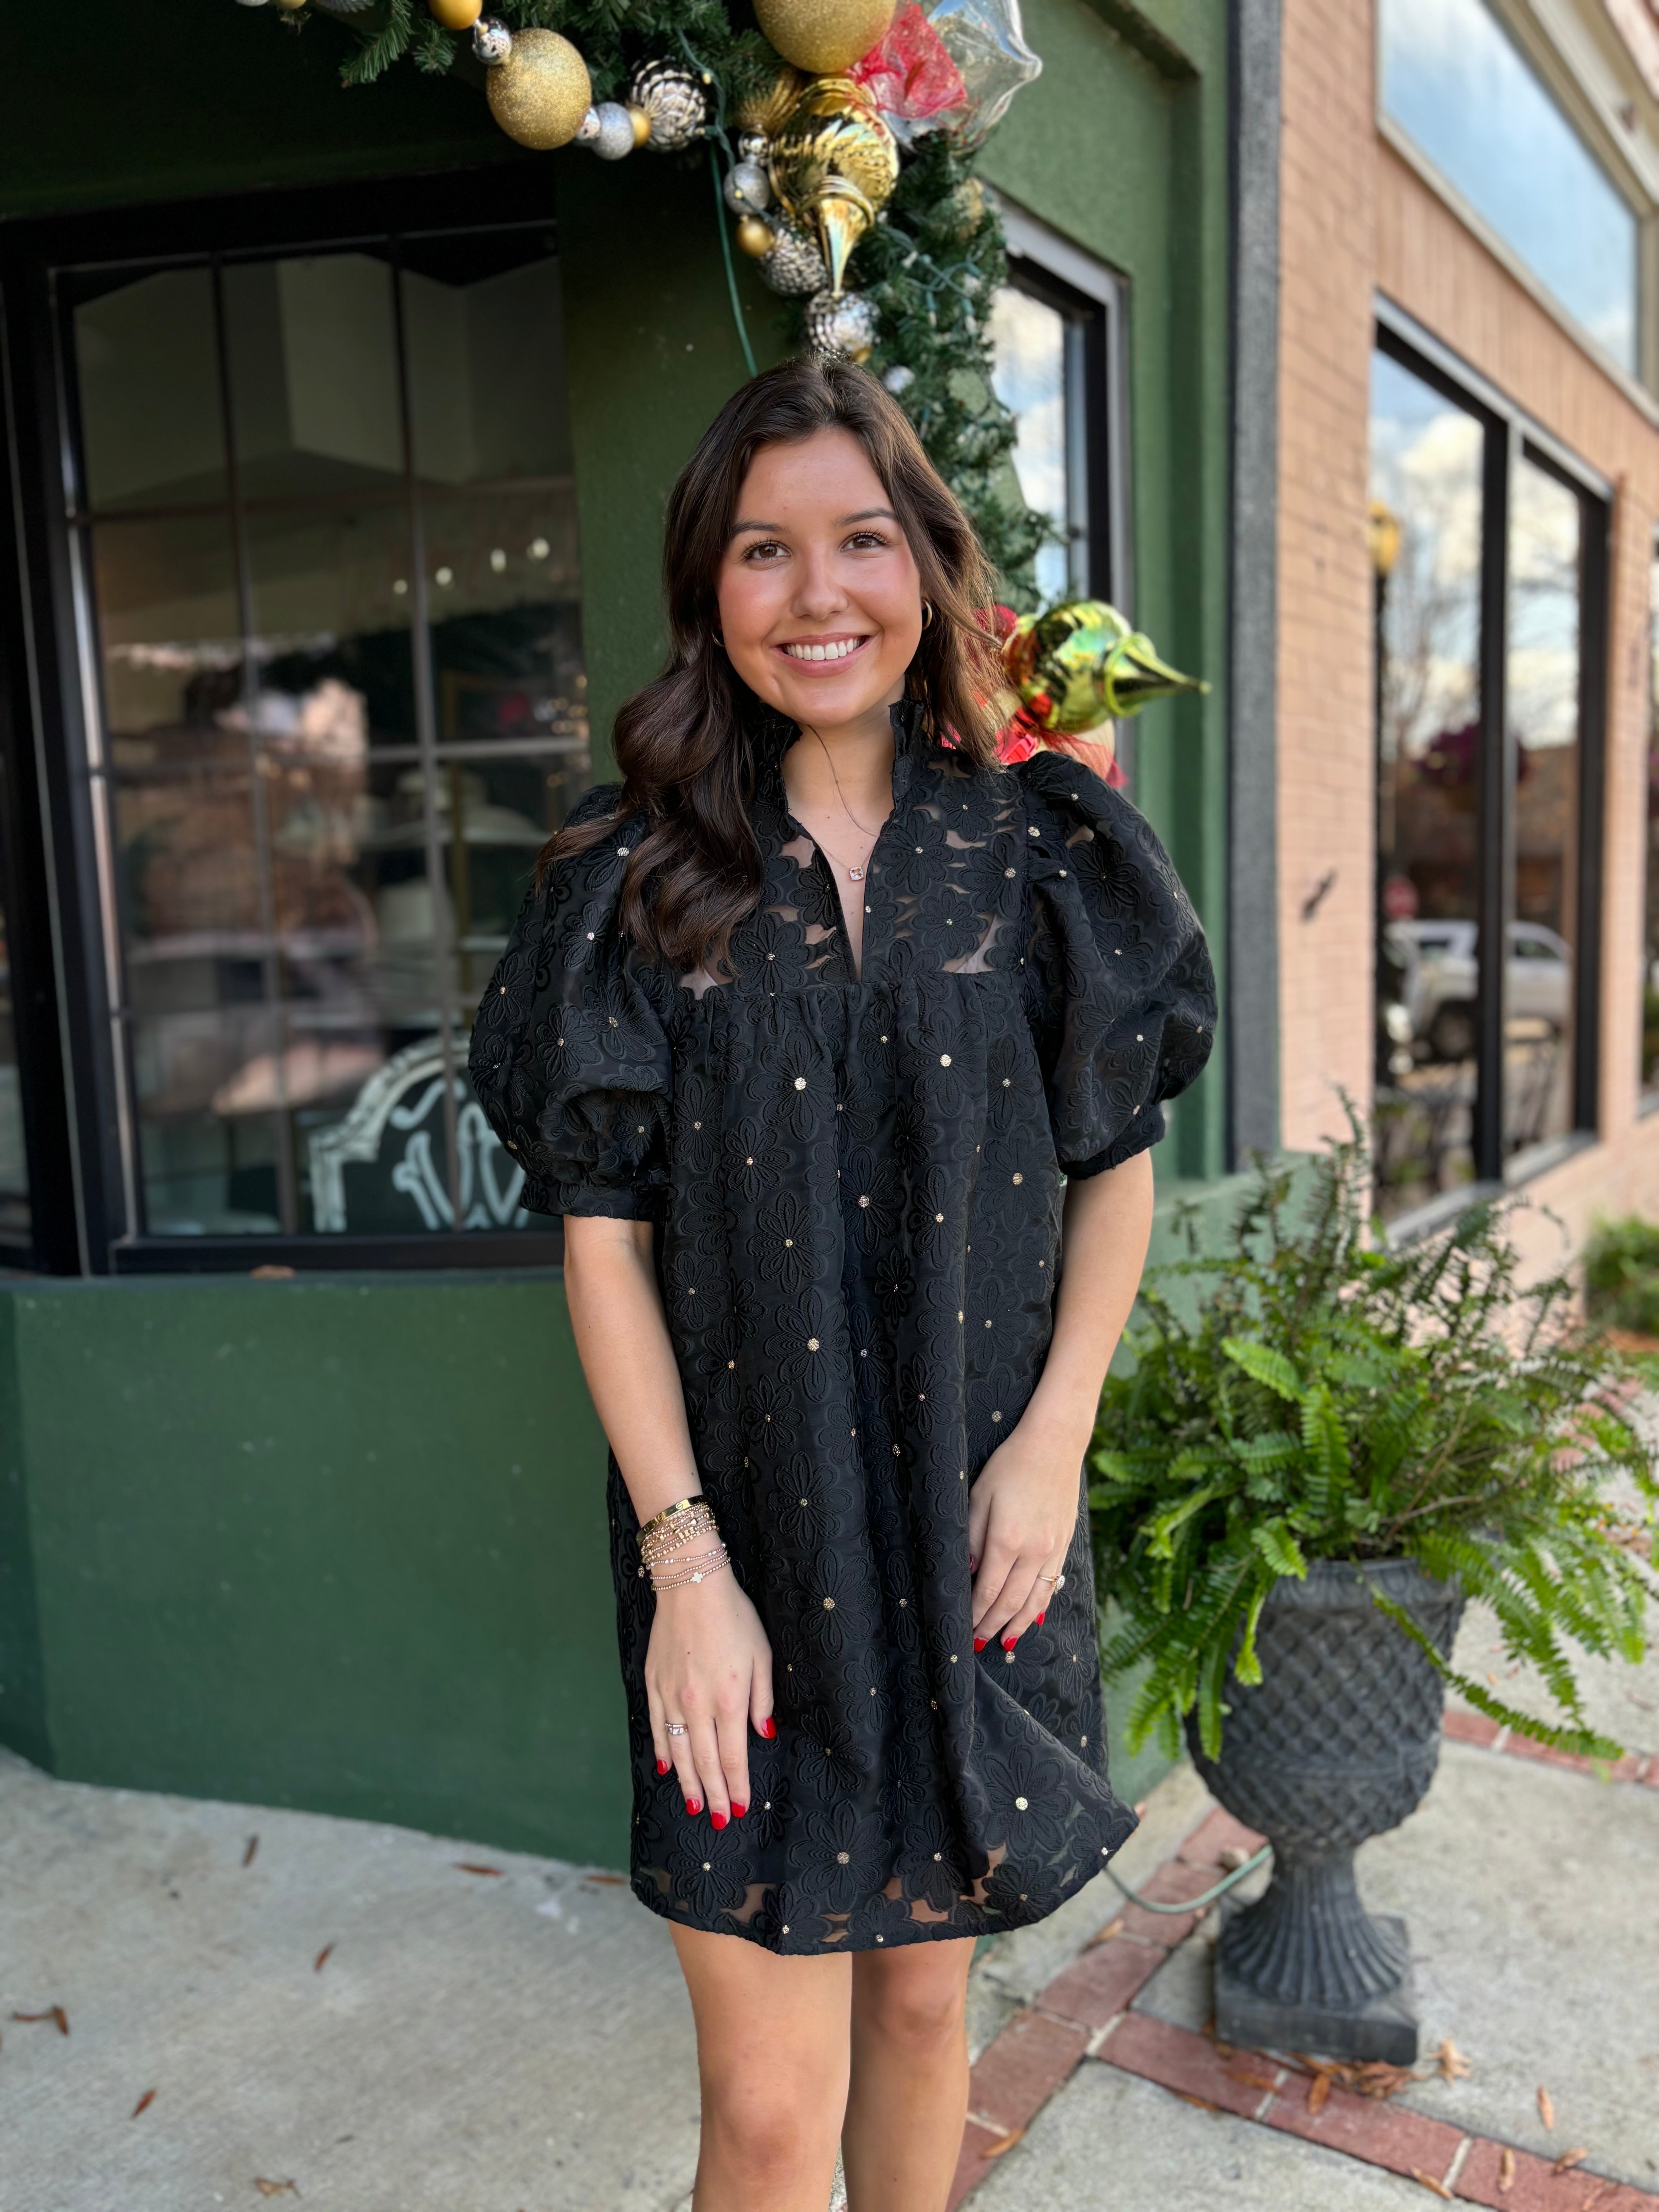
[948,1729,1659,2210]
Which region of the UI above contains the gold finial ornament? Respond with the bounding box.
[1002,602,1208,736]
[735,61,806,138]
[736,215,777,258]
[485,29,592,151]
[768,78,898,297]
[754,0,896,74]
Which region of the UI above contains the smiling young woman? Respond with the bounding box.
[471,361,1216,2212]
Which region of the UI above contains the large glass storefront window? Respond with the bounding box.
[1370,350,1484,1212]
[1379,0,1640,374]
[68,232,586,1241]
[1370,334,1604,1224]
[0,774,27,1243]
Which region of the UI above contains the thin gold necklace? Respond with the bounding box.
[808,728,883,882]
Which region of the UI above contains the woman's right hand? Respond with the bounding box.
[646,1571,775,1826]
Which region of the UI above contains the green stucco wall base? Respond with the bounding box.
[0,1272,630,1863]
[0,1173,1257,1861]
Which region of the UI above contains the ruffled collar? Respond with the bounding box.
[750,695,932,816]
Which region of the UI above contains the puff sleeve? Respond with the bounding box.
[469,786,672,1221]
[1016,752,1216,1178]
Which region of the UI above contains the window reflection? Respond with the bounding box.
[0,775,27,1242]
[1370,351,1484,1218]
[1506,457,1580,1157]
[989,282,1074,606]
[1380,0,1639,372]
[72,238,587,1241]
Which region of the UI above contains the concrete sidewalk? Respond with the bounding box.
[2,1607,1655,2212]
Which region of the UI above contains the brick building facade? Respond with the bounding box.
[1276,0,1659,1269]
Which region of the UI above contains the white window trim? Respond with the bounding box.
[1377,113,1659,426]
[991,194,1133,616]
[1375,0,1659,399]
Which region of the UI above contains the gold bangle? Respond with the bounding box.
[639,1504,719,1566]
[637,1495,708,1547]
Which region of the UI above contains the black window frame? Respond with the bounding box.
[0,164,573,1276]
[1373,299,1612,1238]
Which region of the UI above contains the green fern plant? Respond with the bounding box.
[1090,1120,1657,1766]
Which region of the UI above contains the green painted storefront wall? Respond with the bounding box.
[0,1273,632,1863]
[0,0,1237,1849]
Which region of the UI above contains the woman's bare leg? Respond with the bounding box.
[841,1937,975,2212]
[671,1922,852,2212]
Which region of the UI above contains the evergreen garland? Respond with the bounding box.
[266,1,1048,594]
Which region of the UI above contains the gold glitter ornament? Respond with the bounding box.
[426,0,481,27]
[768,78,898,296]
[736,215,777,258]
[754,0,896,74]
[485,29,592,152]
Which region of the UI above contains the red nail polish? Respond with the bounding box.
[969,1555,979,1573]
[1002,1634,1017,1650]
[732,1802,747,1819]
[974,1637,987,1653]
[761,1717,777,1740]
[686,1798,702,1815]
[656,1758,669,1776]
[1035,1611,1046,1626]
[711,1811,727,1830]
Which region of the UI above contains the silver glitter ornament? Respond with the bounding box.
[804,288,877,362]
[723,160,771,215]
[756,220,829,298]
[574,106,601,144]
[627,58,709,153]
[472,15,512,64]
[589,101,638,160]
[881,364,915,395]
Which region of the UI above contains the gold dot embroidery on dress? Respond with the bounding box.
[858,1194,870,1207]
[823,1596,835,1610]
[794,1076,806,1089]
[1012,1173,1024,1185]
[837,1850,850,1863]
[992,1411,1002,1422]
[935,1213,945,1223]
[702,1860,711,1870]
[807,1338,820,1351]
[939,1054,951,1067]
[1015,1796,1029,1810]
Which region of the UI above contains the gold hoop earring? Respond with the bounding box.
[920,600,934,630]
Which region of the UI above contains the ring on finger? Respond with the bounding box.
[1038,1572,1065,1589]
[666,1722,688,1736]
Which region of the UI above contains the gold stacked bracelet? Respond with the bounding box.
[637,1495,729,1594]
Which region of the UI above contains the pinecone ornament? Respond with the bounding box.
[628,59,709,152]
[804,288,877,362]
[757,221,829,298]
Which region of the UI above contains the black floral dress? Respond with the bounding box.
[471,702,1216,1954]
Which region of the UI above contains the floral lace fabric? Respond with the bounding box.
[471,704,1216,1953]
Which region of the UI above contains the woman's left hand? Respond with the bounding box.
[966,1407,1087,1652]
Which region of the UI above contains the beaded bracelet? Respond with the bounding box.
[649,1542,731,1594]
[639,1501,719,1570]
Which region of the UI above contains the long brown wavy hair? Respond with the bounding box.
[542,357,1005,976]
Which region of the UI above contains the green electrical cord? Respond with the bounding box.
[709,142,759,382]
[1103,1843,1272,1915]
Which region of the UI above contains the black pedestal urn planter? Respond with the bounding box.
[1186,1558,1464,2064]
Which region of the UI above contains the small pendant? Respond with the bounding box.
[848,866,865,882]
